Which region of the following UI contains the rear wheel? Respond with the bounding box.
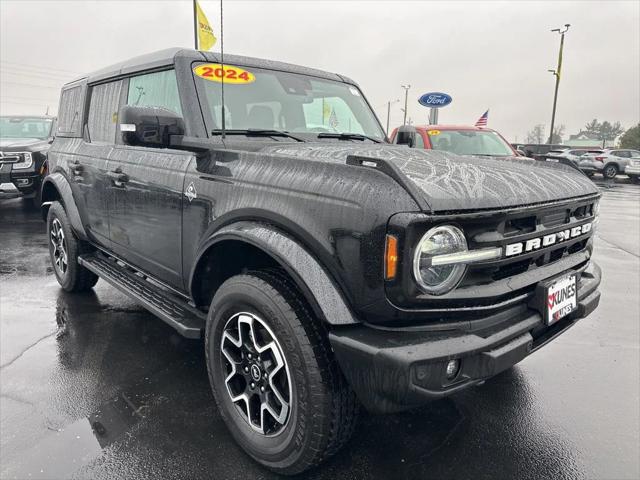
[47,201,98,292]
[205,270,358,475]
[603,164,618,179]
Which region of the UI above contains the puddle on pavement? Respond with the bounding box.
[3,393,144,479]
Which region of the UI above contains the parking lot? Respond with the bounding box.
[0,179,638,480]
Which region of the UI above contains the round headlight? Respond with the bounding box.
[413,225,468,295]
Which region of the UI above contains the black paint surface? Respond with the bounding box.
[1,180,638,479]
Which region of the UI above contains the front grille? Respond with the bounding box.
[0,151,25,164]
[491,258,530,281]
[461,198,596,289]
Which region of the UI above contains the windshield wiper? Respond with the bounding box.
[471,153,510,157]
[211,129,305,142]
[317,132,382,143]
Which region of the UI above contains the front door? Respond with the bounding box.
[106,68,191,289]
[107,147,193,288]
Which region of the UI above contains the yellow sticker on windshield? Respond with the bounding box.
[193,63,255,84]
[427,129,441,136]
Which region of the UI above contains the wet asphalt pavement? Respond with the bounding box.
[1,180,639,480]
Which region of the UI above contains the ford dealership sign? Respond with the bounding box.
[418,92,453,108]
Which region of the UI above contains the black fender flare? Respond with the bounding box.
[190,221,359,326]
[40,172,88,240]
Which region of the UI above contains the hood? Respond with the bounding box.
[258,143,599,212]
[0,137,51,151]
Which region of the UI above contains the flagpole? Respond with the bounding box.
[193,0,198,49]
[220,0,226,139]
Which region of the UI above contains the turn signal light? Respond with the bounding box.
[594,156,605,162]
[385,235,398,280]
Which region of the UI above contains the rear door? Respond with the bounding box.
[52,82,114,247]
[106,69,192,289]
[76,80,126,245]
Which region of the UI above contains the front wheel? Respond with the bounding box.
[47,201,98,292]
[603,164,618,179]
[205,270,358,475]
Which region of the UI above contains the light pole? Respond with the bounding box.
[401,85,411,125]
[547,24,570,144]
[386,99,400,136]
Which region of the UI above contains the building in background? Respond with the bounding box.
[564,131,615,148]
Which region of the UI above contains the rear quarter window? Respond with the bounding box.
[57,85,85,137]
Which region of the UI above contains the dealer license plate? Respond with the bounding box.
[545,274,577,325]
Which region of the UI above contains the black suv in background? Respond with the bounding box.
[0,115,56,205]
[41,48,602,474]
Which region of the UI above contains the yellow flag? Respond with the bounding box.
[196,1,217,51]
[322,101,331,121]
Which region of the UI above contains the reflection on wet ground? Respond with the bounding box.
[1,182,639,479]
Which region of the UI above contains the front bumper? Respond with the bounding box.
[330,261,601,413]
[0,163,40,196]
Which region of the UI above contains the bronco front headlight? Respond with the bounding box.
[413,225,502,295]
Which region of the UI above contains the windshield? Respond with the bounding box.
[0,117,53,139]
[193,63,385,141]
[427,129,514,156]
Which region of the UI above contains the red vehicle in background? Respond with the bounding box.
[389,124,521,157]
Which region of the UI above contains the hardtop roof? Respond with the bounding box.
[65,48,352,86]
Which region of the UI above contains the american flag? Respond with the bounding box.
[475,110,489,127]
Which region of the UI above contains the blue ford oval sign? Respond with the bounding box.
[418,92,453,108]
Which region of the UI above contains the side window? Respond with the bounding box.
[87,80,123,144]
[127,70,182,115]
[57,85,83,137]
[414,132,425,149]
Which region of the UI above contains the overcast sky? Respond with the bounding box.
[1,0,638,142]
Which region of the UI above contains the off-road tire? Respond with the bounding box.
[205,269,359,475]
[47,201,98,292]
[603,163,618,179]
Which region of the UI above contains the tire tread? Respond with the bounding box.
[48,201,98,292]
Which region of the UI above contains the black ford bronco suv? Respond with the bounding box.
[42,48,602,474]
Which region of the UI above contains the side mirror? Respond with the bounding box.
[517,149,526,156]
[396,125,417,148]
[118,105,185,148]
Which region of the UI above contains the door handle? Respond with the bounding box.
[70,160,83,175]
[107,170,129,187]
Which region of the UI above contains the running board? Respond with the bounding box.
[78,252,205,339]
